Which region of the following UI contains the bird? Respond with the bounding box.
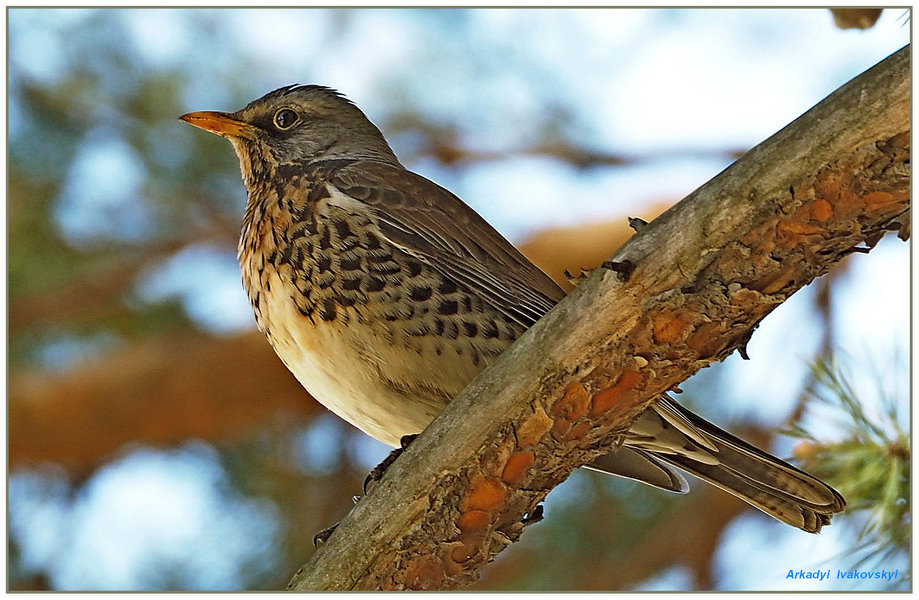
[180,84,846,533]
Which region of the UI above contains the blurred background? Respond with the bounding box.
[7,7,910,591]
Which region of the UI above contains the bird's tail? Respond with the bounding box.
[587,397,846,533]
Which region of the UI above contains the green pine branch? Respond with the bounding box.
[786,355,909,578]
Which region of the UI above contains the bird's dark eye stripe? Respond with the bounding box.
[273,108,300,130]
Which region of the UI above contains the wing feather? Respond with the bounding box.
[328,160,565,329]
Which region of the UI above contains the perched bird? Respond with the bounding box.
[180,85,845,532]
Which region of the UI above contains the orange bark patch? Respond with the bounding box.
[516,406,553,447]
[652,312,689,344]
[812,199,833,221]
[550,382,591,438]
[565,420,592,441]
[631,320,656,354]
[777,221,823,236]
[750,266,796,295]
[864,191,896,210]
[728,286,761,308]
[757,239,776,256]
[501,450,534,485]
[686,321,726,359]
[814,171,840,201]
[792,203,812,222]
[457,510,491,535]
[449,540,477,566]
[590,370,643,416]
[833,187,864,217]
[550,382,591,420]
[404,555,446,590]
[461,476,506,512]
[741,217,778,246]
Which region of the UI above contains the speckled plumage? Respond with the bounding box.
[237,158,539,443]
[181,85,845,532]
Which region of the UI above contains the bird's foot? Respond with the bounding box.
[566,258,635,286]
[314,434,419,547]
[521,503,545,527]
[601,259,635,281]
[363,434,419,494]
[313,523,339,547]
[628,216,649,232]
[312,495,361,547]
[564,268,593,286]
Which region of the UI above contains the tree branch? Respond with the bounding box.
[289,46,910,591]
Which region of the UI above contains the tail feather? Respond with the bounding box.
[589,396,846,533]
[663,453,836,532]
[658,398,846,512]
[587,447,689,493]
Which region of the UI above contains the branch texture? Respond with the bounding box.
[289,46,910,591]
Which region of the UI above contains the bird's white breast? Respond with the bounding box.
[257,271,446,447]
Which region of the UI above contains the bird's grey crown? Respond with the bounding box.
[255,84,357,109]
[233,84,401,168]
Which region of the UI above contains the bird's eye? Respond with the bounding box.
[273,108,300,130]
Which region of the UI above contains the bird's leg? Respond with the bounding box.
[312,494,361,547]
[363,434,419,494]
[314,434,419,548]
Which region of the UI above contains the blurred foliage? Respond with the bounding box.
[7,7,909,592]
[9,11,243,367]
[788,356,910,583]
[830,8,883,30]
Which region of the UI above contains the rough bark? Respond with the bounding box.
[289,45,910,591]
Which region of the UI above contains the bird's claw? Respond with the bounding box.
[320,434,422,547]
[564,268,593,286]
[522,504,545,527]
[363,433,419,494]
[313,523,339,547]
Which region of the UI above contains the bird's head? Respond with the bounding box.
[180,85,400,189]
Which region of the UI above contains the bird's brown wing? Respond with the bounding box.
[327,160,566,329]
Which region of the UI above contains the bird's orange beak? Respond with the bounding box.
[179,111,257,139]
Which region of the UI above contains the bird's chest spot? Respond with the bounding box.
[241,196,411,330]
